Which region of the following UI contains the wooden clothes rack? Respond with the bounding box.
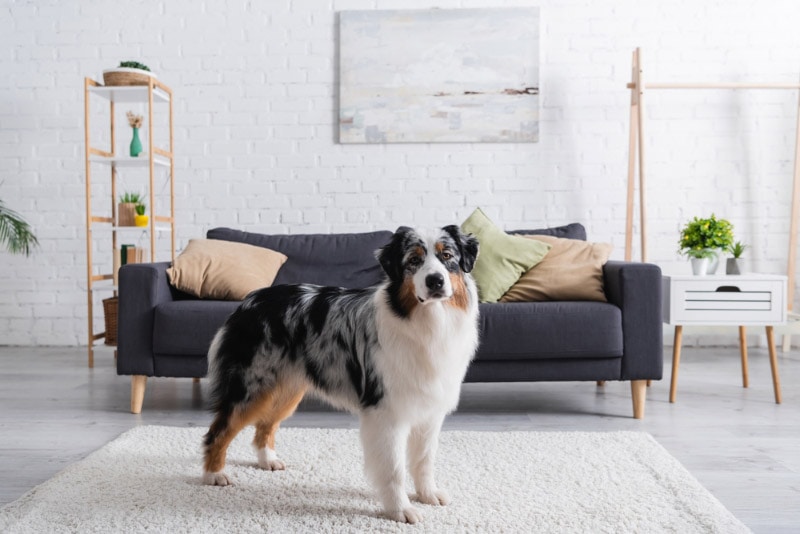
[624,47,800,334]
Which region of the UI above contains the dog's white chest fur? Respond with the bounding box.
[374,290,479,420]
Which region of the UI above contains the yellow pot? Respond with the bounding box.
[134,214,149,227]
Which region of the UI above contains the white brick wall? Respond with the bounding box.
[1,0,800,346]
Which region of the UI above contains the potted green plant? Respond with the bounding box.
[134,203,148,227]
[0,197,38,256]
[678,214,734,275]
[103,61,157,87]
[726,241,748,275]
[118,192,143,227]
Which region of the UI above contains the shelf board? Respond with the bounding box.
[111,225,172,232]
[88,284,118,293]
[89,223,173,234]
[89,154,171,167]
[89,85,170,104]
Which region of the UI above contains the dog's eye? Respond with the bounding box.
[441,251,453,261]
[408,256,422,266]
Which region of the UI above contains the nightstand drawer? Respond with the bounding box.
[663,276,786,325]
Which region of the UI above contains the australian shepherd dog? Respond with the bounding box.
[201,225,480,523]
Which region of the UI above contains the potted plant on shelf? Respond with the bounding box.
[118,192,143,227]
[678,214,734,276]
[103,61,157,87]
[726,241,748,275]
[134,203,149,227]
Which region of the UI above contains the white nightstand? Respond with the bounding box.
[662,273,787,404]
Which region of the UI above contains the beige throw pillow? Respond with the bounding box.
[500,235,613,302]
[166,239,287,300]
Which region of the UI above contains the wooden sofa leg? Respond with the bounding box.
[631,380,646,419]
[131,375,147,414]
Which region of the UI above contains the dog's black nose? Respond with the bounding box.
[425,273,445,291]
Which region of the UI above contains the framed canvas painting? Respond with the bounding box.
[339,8,540,144]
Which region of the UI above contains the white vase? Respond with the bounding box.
[691,256,710,276]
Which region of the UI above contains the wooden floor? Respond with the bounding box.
[0,346,798,533]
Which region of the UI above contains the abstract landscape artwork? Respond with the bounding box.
[339,8,540,144]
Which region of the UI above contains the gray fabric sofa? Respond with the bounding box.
[118,224,663,418]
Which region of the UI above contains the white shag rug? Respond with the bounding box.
[1,426,749,534]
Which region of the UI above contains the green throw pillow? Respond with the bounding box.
[461,208,551,303]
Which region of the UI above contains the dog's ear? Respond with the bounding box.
[443,225,479,273]
[376,226,413,282]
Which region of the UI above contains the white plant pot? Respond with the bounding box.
[691,257,710,276]
[706,250,720,274]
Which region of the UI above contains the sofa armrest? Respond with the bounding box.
[603,261,663,380]
[117,262,175,376]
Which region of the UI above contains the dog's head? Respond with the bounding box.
[377,226,479,314]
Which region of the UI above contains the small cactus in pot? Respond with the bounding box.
[726,241,748,275]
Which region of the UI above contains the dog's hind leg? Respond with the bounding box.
[202,411,248,486]
[253,381,307,471]
[203,390,279,486]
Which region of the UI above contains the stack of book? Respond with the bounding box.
[113,245,147,285]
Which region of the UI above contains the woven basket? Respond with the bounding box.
[103,297,119,346]
[102,68,156,87]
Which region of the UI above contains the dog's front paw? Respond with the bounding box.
[417,488,451,506]
[202,471,232,486]
[388,506,423,524]
[257,458,286,471]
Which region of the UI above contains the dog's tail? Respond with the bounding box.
[205,326,226,403]
[203,326,238,448]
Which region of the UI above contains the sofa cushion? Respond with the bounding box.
[153,300,239,355]
[475,301,623,361]
[501,235,613,302]
[461,208,551,303]
[511,222,587,240]
[166,239,287,300]
[207,228,392,288]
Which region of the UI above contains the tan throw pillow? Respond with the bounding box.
[500,235,613,302]
[166,239,287,300]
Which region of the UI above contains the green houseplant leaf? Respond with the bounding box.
[728,241,748,259]
[119,61,151,72]
[0,198,39,256]
[678,214,734,258]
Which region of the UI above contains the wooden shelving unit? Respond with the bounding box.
[83,77,176,368]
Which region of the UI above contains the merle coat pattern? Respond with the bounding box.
[202,225,480,524]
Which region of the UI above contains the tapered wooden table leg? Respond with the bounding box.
[765,326,782,404]
[669,325,683,403]
[631,380,646,419]
[738,326,749,388]
[131,375,147,414]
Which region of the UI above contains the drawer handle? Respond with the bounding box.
[716,286,741,292]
